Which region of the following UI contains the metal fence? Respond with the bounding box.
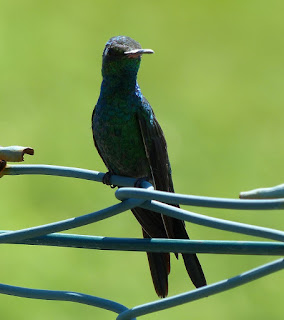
[1,163,284,320]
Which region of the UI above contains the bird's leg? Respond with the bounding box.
[134,177,149,188]
[102,171,117,188]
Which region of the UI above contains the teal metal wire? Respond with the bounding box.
[1,164,284,319]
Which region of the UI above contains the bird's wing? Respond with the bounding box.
[136,99,178,239]
[136,100,207,288]
[136,99,172,192]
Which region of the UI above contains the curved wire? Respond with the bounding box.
[4,164,136,186]
[1,231,283,255]
[141,200,284,242]
[0,198,146,244]
[117,258,284,320]
[0,164,284,319]
[0,283,132,318]
[116,187,284,209]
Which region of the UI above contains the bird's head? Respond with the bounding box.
[101,36,154,79]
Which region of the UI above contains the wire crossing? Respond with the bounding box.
[1,164,283,319]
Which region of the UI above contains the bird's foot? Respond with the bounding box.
[0,160,7,178]
[102,171,117,188]
[134,177,149,188]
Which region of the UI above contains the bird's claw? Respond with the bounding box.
[102,171,117,188]
[134,177,149,188]
[0,160,7,178]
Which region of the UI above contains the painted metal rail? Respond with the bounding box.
[1,164,283,319]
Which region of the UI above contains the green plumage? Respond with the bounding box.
[92,36,206,297]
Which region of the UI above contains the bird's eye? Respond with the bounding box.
[104,45,125,58]
[107,47,116,56]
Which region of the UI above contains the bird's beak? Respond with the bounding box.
[124,49,154,58]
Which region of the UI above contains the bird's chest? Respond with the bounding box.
[93,100,149,177]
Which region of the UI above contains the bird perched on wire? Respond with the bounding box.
[92,36,206,297]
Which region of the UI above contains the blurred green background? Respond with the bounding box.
[0,0,283,319]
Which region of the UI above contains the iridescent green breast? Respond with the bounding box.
[92,93,150,178]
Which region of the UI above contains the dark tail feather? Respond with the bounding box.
[132,206,206,295]
[168,216,207,287]
[182,252,206,288]
[142,229,170,298]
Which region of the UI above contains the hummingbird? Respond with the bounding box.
[92,36,206,297]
